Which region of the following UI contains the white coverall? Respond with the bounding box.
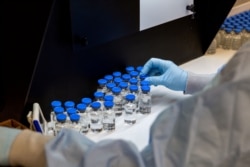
[1,41,250,167]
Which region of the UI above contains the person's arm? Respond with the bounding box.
[0,127,20,166]
[0,126,53,167]
[184,72,215,94]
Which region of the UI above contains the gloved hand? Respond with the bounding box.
[141,58,188,91]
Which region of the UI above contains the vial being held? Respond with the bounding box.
[89,102,103,132]
[102,101,115,131]
[124,94,137,124]
[139,86,152,114]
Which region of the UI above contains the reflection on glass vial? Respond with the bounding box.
[103,101,115,131]
[124,94,137,124]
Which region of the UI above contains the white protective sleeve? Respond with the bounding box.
[0,127,21,166]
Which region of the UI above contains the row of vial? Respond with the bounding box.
[48,65,152,135]
[207,10,250,54]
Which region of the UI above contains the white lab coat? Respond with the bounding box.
[44,41,250,167]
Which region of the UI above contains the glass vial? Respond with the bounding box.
[231,28,242,50]
[89,102,103,132]
[112,87,123,116]
[76,103,89,134]
[206,39,217,54]
[81,97,92,113]
[55,113,67,135]
[97,78,108,94]
[102,101,115,131]
[104,74,113,83]
[69,114,81,133]
[139,86,152,114]
[124,94,137,124]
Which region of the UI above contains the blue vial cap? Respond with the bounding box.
[129,85,138,92]
[129,78,138,85]
[81,97,92,105]
[234,28,241,34]
[119,82,128,89]
[112,87,121,94]
[104,101,114,108]
[90,101,101,109]
[141,85,150,92]
[112,71,122,78]
[225,28,232,33]
[130,71,139,78]
[51,100,62,108]
[67,107,77,115]
[139,74,147,80]
[246,26,250,32]
[104,95,114,101]
[76,103,86,112]
[122,74,131,81]
[114,77,123,85]
[94,91,104,98]
[221,24,225,29]
[104,75,113,82]
[106,83,116,90]
[64,101,75,108]
[140,80,150,86]
[54,106,64,114]
[98,79,107,85]
[56,113,67,122]
[125,94,135,101]
[70,114,80,122]
[136,66,143,72]
[125,66,135,73]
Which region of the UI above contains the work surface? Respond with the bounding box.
[86,48,236,151]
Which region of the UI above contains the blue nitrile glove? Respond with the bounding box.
[141,58,188,91]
